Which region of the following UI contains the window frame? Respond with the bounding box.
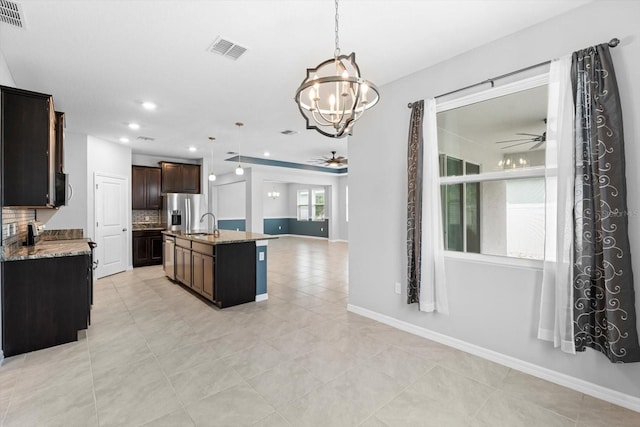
[436,73,549,267]
[296,189,309,221]
[311,188,325,221]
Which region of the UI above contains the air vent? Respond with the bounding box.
[280,130,297,135]
[207,36,248,60]
[0,0,25,28]
[136,136,155,141]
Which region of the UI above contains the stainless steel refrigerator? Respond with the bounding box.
[162,193,206,233]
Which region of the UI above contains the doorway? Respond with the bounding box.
[94,173,128,278]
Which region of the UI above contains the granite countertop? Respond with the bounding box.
[132,223,166,231]
[163,229,277,245]
[2,239,93,261]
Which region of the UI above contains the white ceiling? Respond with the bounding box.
[0,0,591,174]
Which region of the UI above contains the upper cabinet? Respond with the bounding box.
[1,86,64,208]
[160,162,200,194]
[132,166,162,209]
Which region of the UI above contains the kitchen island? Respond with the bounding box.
[162,229,276,308]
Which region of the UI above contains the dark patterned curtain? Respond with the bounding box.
[572,44,640,363]
[407,100,424,304]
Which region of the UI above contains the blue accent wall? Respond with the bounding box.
[263,218,329,238]
[256,246,267,295]
[218,219,246,231]
[264,218,290,235]
[289,219,329,238]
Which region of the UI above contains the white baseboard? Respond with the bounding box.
[347,304,640,413]
[329,239,348,243]
[255,293,268,302]
[277,234,328,241]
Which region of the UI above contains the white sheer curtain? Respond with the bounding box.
[419,98,449,314]
[537,55,575,353]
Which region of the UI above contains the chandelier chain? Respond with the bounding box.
[334,0,340,58]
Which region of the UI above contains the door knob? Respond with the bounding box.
[122,228,127,232]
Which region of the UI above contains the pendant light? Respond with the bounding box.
[294,0,380,138]
[235,122,244,176]
[207,136,216,181]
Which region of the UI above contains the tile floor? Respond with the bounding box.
[1,236,639,426]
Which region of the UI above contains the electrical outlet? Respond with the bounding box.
[321,227,324,231]
[259,252,265,261]
[394,282,401,294]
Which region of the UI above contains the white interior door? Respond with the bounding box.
[95,174,128,278]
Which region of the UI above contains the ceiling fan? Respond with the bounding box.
[495,132,546,150]
[311,151,348,168]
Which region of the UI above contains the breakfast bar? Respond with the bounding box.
[162,229,276,308]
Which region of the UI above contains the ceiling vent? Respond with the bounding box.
[207,36,247,60]
[0,0,25,28]
[280,130,297,135]
[136,136,155,142]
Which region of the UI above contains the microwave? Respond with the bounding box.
[54,172,69,207]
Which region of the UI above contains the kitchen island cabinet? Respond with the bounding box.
[163,230,275,308]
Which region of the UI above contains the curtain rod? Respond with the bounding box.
[407,37,620,108]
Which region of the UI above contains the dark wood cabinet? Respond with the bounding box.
[132,230,163,267]
[160,162,201,194]
[168,236,255,308]
[132,166,161,209]
[1,86,59,208]
[2,254,91,357]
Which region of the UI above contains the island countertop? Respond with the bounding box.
[162,229,277,245]
[2,239,93,261]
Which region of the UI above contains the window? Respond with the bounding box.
[297,188,325,221]
[297,190,309,220]
[439,155,480,253]
[312,189,325,220]
[436,76,548,260]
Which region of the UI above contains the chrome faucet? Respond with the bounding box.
[199,212,220,237]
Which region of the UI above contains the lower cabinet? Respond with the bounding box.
[175,239,192,286]
[192,250,214,300]
[133,230,163,267]
[168,238,256,308]
[1,254,91,357]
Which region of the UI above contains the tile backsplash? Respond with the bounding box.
[132,209,161,224]
[2,208,36,250]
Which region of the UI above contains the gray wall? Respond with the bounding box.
[349,0,640,399]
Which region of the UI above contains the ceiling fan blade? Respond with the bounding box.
[495,138,534,143]
[515,133,543,137]
[529,141,545,150]
[501,141,534,149]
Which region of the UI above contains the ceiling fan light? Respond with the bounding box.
[235,165,244,175]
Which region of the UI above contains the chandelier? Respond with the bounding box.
[294,0,380,138]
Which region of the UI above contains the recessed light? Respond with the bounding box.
[141,101,157,111]
[119,137,130,143]
[264,151,270,157]
[128,122,140,130]
[188,146,197,152]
